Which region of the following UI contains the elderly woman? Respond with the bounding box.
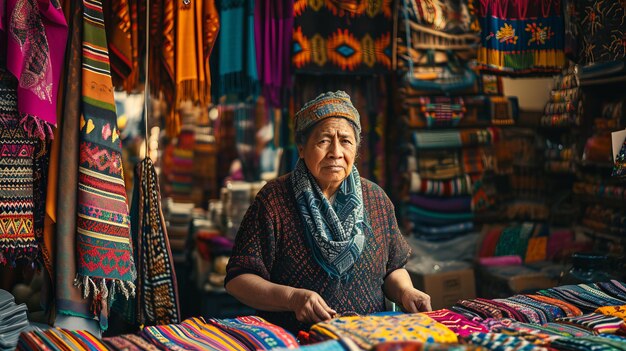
[225,91,431,333]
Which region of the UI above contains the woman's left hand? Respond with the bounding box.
[399,288,432,313]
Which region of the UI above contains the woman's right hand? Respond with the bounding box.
[288,288,336,324]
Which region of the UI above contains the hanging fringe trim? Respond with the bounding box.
[176,79,201,106]
[74,274,136,317]
[0,243,40,267]
[477,48,565,72]
[20,114,54,141]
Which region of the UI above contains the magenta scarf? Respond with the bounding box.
[2,0,67,136]
[254,0,293,108]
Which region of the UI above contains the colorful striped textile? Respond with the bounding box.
[549,336,626,351]
[0,67,39,265]
[424,309,489,337]
[412,128,498,150]
[310,313,458,349]
[476,0,564,74]
[372,341,486,351]
[556,313,625,334]
[17,328,111,351]
[506,295,567,322]
[598,282,626,303]
[141,317,252,351]
[208,316,299,350]
[466,332,548,351]
[405,97,465,129]
[408,173,472,196]
[596,305,626,321]
[131,158,180,326]
[541,322,594,337]
[75,0,135,327]
[526,295,583,317]
[275,338,360,351]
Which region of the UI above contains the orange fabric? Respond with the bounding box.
[527,295,583,317]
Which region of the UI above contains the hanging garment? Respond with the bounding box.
[74,0,135,329]
[292,0,392,74]
[176,0,212,106]
[574,1,626,65]
[131,158,180,326]
[476,0,565,75]
[218,0,257,99]
[2,0,68,136]
[0,68,39,264]
[255,0,293,107]
[103,0,135,90]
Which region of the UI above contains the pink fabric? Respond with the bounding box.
[3,0,67,127]
[479,255,522,266]
[424,309,489,337]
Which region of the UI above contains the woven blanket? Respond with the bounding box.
[75,0,135,322]
[556,313,626,334]
[412,128,498,150]
[17,328,111,351]
[550,336,626,351]
[467,332,548,351]
[408,172,472,196]
[131,158,180,326]
[0,68,38,265]
[424,309,489,337]
[208,316,299,350]
[476,0,565,74]
[599,281,626,302]
[310,314,458,349]
[141,317,251,351]
[292,0,392,74]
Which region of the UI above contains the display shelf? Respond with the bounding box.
[574,225,626,243]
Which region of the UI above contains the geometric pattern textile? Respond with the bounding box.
[74,0,135,322]
[0,67,38,265]
[293,0,392,74]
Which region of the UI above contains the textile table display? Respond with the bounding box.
[476,0,565,74]
[555,313,625,334]
[424,310,489,337]
[310,313,459,349]
[467,332,549,351]
[208,316,299,350]
[75,0,135,328]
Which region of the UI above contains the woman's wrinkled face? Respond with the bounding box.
[298,118,357,192]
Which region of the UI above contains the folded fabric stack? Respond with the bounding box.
[0,289,29,351]
[309,313,459,348]
[162,200,195,262]
[541,68,580,129]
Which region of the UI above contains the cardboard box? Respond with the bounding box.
[476,265,557,298]
[408,268,476,310]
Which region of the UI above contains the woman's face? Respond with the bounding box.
[298,118,357,192]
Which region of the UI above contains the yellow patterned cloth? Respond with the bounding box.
[595,305,626,321]
[311,314,458,349]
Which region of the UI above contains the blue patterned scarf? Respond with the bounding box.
[292,159,365,279]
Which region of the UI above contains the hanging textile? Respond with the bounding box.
[292,0,392,74]
[104,0,136,90]
[75,0,136,328]
[131,158,180,326]
[255,0,293,107]
[176,0,212,106]
[218,0,258,99]
[2,0,67,137]
[55,0,95,327]
[476,0,565,75]
[573,1,626,65]
[0,67,39,264]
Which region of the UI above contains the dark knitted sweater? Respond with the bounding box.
[225,173,411,334]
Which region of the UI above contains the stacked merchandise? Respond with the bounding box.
[395,0,521,240]
[0,290,30,351]
[15,281,626,351]
[574,96,626,244]
[162,200,195,263]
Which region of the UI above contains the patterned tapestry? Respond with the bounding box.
[568,0,626,64]
[0,68,39,264]
[476,0,565,75]
[292,0,393,74]
[75,0,136,322]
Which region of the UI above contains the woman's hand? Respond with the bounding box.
[399,287,432,313]
[288,288,337,324]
